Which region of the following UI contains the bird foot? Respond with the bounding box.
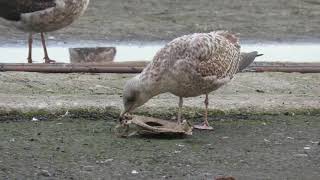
[193,123,213,130]
[27,58,33,64]
[44,58,56,64]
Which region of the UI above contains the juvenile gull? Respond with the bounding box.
[0,0,90,63]
[121,31,262,130]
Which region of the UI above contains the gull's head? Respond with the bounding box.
[119,76,151,121]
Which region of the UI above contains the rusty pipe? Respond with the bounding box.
[0,62,147,73]
[1,62,320,73]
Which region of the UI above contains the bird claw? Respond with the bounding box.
[193,123,214,130]
[44,58,56,64]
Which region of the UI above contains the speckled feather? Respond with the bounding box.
[0,0,56,21]
[0,0,90,33]
[139,31,241,97]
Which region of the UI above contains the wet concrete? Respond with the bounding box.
[0,72,319,117]
[0,115,319,179]
[0,71,319,179]
[0,0,319,43]
[0,0,319,179]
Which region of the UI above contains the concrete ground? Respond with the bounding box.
[1,0,320,43]
[0,72,319,179]
[0,72,319,116]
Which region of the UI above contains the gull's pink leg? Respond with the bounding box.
[177,96,183,124]
[27,33,33,63]
[41,32,56,64]
[194,94,213,130]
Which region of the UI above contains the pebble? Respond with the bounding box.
[294,154,308,157]
[264,138,270,143]
[176,144,185,147]
[304,146,311,150]
[46,89,54,93]
[37,170,51,177]
[83,165,95,171]
[256,89,265,93]
[131,170,139,174]
[48,36,55,40]
[310,141,319,144]
[31,117,39,122]
[96,159,114,164]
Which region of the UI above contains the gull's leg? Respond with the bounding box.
[41,32,56,63]
[27,33,33,63]
[177,96,183,124]
[194,94,213,130]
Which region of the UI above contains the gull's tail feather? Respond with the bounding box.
[238,51,263,72]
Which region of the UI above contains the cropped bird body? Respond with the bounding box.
[121,31,262,130]
[0,0,90,63]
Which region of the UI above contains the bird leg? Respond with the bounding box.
[40,32,56,64]
[27,33,33,63]
[194,94,213,130]
[177,96,183,124]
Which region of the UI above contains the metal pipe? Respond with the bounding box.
[249,67,320,73]
[1,62,320,73]
[0,62,147,73]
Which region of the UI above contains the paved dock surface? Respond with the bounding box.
[0,72,319,179]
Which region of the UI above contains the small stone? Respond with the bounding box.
[264,138,270,143]
[48,36,55,40]
[304,146,311,150]
[294,154,308,157]
[174,150,181,154]
[61,110,70,117]
[37,170,51,177]
[31,117,39,122]
[9,138,15,142]
[176,144,185,147]
[256,89,265,93]
[95,85,104,88]
[46,89,54,93]
[96,159,113,164]
[203,172,213,176]
[131,170,139,174]
[287,137,294,140]
[310,141,319,145]
[83,166,94,171]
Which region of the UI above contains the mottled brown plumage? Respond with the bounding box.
[141,31,240,98]
[0,0,90,63]
[0,0,56,21]
[121,31,261,130]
